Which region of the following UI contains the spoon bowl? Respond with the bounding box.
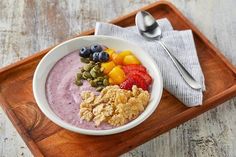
[135,11,162,39]
[135,11,202,90]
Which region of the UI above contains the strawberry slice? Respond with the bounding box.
[122,65,146,74]
[127,70,152,85]
[120,74,148,90]
[131,75,148,90]
[120,77,135,90]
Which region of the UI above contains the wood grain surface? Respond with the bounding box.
[0,0,236,157]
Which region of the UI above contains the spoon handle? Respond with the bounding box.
[158,41,202,90]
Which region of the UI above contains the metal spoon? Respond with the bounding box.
[135,11,201,90]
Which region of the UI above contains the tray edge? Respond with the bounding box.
[0,94,44,157]
[0,1,236,157]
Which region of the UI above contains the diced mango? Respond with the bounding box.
[108,66,126,85]
[118,50,132,60]
[105,49,115,61]
[112,53,123,65]
[101,61,116,74]
[112,50,132,65]
[123,55,140,65]
[108,78,115,85]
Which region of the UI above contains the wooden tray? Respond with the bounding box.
[0,1,236,157]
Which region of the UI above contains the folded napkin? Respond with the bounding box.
[95,18,205,107]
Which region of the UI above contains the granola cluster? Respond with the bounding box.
[79,85,150,127]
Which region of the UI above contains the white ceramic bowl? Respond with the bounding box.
[33,35,163,135]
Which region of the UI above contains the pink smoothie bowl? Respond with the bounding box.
[33,35,163,135]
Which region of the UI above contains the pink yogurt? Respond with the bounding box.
[46,50,113,130]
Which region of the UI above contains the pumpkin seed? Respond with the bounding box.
[83,71,92,79]
[97,77,104,82]
[77,73,82,79]
[103,79,109,86]
[83,64,93,71]
[90,80,97,87]
[93,65,100,71]
[96,71,103,77]
[80,67,85,73]
[95,62,101,66]
[75,80,83,86]
[89,61,95,64]
[104,75,108,79]
[96,86,103,92]
[80,57,90,63]
[97,81,103,85]
[90,70,97,78]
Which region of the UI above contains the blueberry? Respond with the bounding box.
[92,52,100,62]
[90,44,103,53]
[99,51,109,62]
[79,47,91,58]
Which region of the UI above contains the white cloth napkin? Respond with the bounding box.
[95,18,205,107]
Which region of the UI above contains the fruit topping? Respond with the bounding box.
[127,70,152,85]
[104,49,115,61]
[99,51,109,62]
[92,52,100,62]
[120,74,148,90]
[79,47,91,58]
[122,64,152,89]
[119,77,134,90]
[90,44,103,53]
[108,66,126,85]
[122,64,146,73]
[101,61,116,74]
[123,55,140,65]
[112,53,123,65]
[117,50,132,63]
[77,45,152,92]
[108,77,115,85]
[111,50,132,65]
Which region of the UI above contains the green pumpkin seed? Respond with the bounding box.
[80,68,85,73]
[97,81,103,85]
[80,57,90,63]
[83,71,92,79]
[95,62,101,66]
[96,86,103,92]
[91,67,97,73]
[103,79,109,86]
[75,80,83,86]
[89,61,95,64]
[83,64,93,71]
[97,77,104,82]
[77,73,82,79]
[90,70,97,78]
[90,80,97,87]
[97,71,103,77]
[93,65,100,71]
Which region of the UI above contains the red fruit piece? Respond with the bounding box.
[120,77,135,90]
[122,64,146,74]
[127,71,152,85]
[131,75,148,90]
[120,74,148,90]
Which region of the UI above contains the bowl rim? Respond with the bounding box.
[33,35,163,135]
